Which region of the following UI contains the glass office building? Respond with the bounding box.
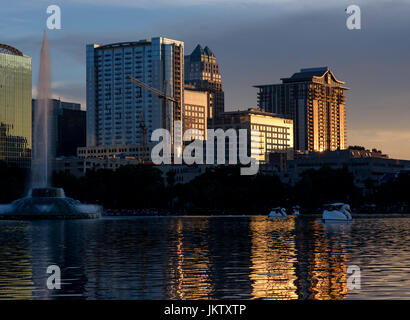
[0,44,32,168]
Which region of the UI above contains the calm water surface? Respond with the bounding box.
[1,216,410,300]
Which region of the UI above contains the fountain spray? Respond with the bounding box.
[32,30,51,188]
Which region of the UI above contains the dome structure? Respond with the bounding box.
[0,44,24,56]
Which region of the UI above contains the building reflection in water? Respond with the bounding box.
[166,218,213,299]
[248,217,350,300]
[249,217,298,299]
[164,217,257,299]
[165,217,351,300]
[0,222,34,299]
[0,216,352,300]
[294,220,350,300]
[28,221,89,299]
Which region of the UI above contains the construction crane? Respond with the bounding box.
[128,76,181,161]
[129,76,179,104]
[138,110,148,163]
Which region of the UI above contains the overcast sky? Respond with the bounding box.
[1,0,410,159]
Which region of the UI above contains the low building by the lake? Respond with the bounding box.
[261,146,410,188]
[54,157,207,185]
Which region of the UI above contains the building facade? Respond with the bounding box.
[77,144,151,162]
[86,37,184,148]
[210,108,294,163]
[55,157,207,184]
[0,44,32,168]
[56,103,86,157]
[184,45,224,121]
[254,67,347,153]
[261,147,410,189]
[183,85,209,140]
[32,99,86,158]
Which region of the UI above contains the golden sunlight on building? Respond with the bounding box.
[183,86,209,141]
[255,67,347,153]
[211,108,294,163]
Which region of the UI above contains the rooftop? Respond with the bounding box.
[91,37,183,50]
[254,67,347,88]
[94,39,152,50]
[0,44,23,56]
[188,44,216,60]
[282,67,331,82]
[221,108,291,119]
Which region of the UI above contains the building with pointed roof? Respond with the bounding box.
[254,67,348,152]
[184,44,224,121]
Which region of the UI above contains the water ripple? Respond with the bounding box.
[0,216,410,299]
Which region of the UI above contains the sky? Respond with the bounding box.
[1,0,410,159]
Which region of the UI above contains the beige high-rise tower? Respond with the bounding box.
[254,67,348,152]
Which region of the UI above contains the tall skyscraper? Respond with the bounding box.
[184,45,224,120]
[0,44,32,168]
[254,67,348,152]
[86,37,184,148]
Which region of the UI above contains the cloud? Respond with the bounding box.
[55,0,353,9]
[57,0,403,10]
[32,82,85,109]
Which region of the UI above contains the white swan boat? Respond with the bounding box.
[322,203,352,221]
[268,207,287,218]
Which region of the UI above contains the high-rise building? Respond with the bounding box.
[183,85,209,141]
[184,45,224,120]
[254,67,348,152]
[86,37,184,148]
[0,44,32,168]
[210,108,294,163]
[32,99,86,157]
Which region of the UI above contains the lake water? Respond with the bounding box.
[1,216,410,300]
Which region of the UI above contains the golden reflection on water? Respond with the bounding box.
[248,218,351,300]
[249,217,298,299]
[0,223,34,300]
[307,221,349,300]
[3,217,410,300]
[167,218,214,299]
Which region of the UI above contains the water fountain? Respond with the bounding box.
[32,29,52,189]
[0,31,101,220]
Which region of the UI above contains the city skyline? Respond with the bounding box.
[1,0,410,159]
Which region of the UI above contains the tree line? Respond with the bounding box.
[1,161,409,213]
